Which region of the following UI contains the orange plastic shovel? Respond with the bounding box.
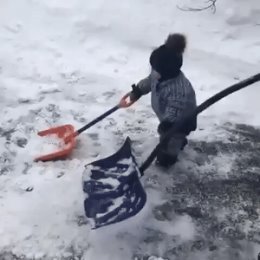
[34,93,135,162]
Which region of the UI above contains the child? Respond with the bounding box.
[129,33,197,168]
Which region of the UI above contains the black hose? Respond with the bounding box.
[139,73,260,175]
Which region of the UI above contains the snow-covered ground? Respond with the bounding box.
[0,0,260,259]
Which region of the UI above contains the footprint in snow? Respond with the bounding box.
[76,215,89,226]
[15,137,28,148]
[71,111,86,123]
[0,128,16,141]
[92,141,101,147]
[22,162,32,175]
[87,133,99,141]
[4,23,22,34]
[95,91,116,103]
[39,88,61,95]
[103,118,117,129]
[102,90,116,99]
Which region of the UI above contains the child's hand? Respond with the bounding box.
[119,92,135,108]
[129,84,143,101]
[158,121,173,134]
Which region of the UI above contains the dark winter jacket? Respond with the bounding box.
[136,69,197,135]
[131,34,197,135]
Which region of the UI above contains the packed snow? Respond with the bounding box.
[0,0,260,259]
[27,134,66,158]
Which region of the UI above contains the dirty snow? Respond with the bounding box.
[0,0,260,259]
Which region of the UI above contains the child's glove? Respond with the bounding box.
[129,84,143,101]
[158,121,173,134]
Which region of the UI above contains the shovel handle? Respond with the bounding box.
[76,105,120,135]
[76,92,135,135]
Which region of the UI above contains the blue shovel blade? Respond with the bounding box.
[82,137,147,229]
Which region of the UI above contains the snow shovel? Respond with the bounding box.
[82,73,260,229]
[83,137,145,229]
[34,93,135,162]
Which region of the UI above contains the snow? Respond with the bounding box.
[1,0,260,259]
[146,257,168,260]
[96,196,124,219]
[94,176,120,188]
[83,156,140,186]
[28,134,65,157]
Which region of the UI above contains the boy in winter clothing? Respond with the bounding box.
[130,33,197,168]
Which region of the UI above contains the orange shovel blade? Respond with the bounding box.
[34,124,77,162]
